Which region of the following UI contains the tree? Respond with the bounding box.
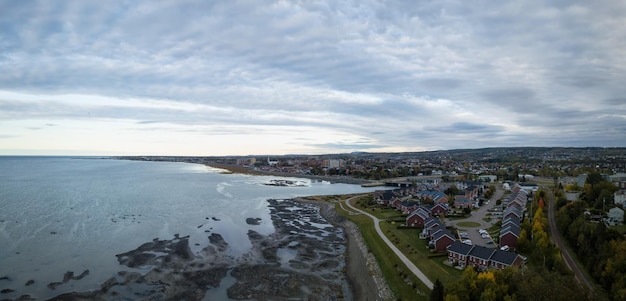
[430,278,444,301]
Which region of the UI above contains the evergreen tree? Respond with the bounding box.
[430,278,444,301]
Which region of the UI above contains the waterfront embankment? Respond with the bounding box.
[205,162,373,185]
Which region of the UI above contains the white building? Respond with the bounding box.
[478,175,498,183]
[615,190,626,206]
[607,207,624,226]
[578,174,588,187]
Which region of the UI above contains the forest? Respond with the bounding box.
[556,172,623,300]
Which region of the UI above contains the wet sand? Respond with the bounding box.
[298,198,392,301]
[4,198,390,301]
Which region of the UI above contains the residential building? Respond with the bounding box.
[607,207,624,226]
[447,241,524,270]
[615,190,626,206]
[406,207,430,227]
[578,174,588,187]
[429,229,456,252]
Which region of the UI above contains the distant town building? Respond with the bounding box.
[610,173,626,188]
[615,190,626,206]
[478,175,498,182]
[323,159,344,169]
[518,183,538,192]
[578,174,588,187]
[607,207,624,226]
[236,157,256,165]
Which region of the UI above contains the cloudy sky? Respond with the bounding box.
[1,1,625,156]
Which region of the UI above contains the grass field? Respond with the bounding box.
[332,195,463,300]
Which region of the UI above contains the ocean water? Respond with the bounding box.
[0,157,379,300]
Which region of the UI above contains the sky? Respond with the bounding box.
[1,0,625,156]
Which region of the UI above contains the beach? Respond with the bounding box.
[0,158,388,301]
[298,198,393,301]
[11,198,389,301]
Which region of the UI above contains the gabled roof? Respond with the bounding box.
[379,190,396,200]
[468,245,495,260]
[430,203,448,211]
[424,217,442,228]
[447,241,473,255]
[400,201,421,207]
[500,223,521,238]
[490,250,520,266]
[502,215,520,227]
[503,205,522,218]
[432,229,455,241]
[416,190,447,202]
[408,207,430,219]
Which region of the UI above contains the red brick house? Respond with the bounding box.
[406,207,430,227]
[499,223,521,250]
[447,241,473,268]
[429,203,448,216]
[429,229,455,252]
[489,250,524,269]
[467,245,496,271]
[447,241,525,270]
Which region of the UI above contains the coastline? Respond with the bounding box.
[296,197,393,301]
[205,162,372,185]
[205,161,390,299]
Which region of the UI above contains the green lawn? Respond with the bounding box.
[610,224,626,234]
[456,221,481,228]
[333,195,463,300]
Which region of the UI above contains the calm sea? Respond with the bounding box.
[0,157,379,299]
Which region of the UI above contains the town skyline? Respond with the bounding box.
[1,1,625,156]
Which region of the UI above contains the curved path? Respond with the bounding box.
[342,195,434,289]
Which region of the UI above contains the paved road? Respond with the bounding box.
[447,186,504,247]
[546,187,594,291]
[342,195,435,289]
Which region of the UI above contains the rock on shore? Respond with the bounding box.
[29,197,386,301]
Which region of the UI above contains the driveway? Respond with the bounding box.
[448,185,504,248]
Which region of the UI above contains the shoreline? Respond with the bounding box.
[295,197,393,301]
[205,162,373,185]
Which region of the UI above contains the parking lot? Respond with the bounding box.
[449,187,504,248]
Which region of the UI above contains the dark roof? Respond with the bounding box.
[502,215,520,226]
[447,241,473,255]
[408,207,430,219]
[490,250,520,266]
[400,201,421,207]
[500,223,521,238]
[468,245,495,260]
[380,190,395,200]
[424,217,441,228]
[432,229,454,240]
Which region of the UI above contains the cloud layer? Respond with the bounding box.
[0,0,625,155]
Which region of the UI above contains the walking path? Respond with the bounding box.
[341,195,434,289]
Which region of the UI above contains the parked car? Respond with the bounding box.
[463,239,473,245]
[500,245,510,251]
